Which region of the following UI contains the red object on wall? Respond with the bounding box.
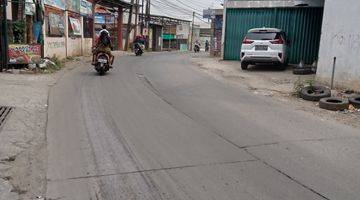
[117,6,123,50]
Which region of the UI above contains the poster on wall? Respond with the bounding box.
[215,16,223,30]
[80,0,93,16]
[44,0,66,10]
[67,0,80,13]
[49,12,65,36]
[69,17,82,36]
[25,0,36,15]
[8,44,42,64]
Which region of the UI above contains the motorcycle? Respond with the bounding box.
[134,43,144,56]
[194,44,200,53]
[205,45,209,52]
[92,47,111,75]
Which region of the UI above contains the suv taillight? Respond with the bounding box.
[243,37,254,44]
[270,37,285,44]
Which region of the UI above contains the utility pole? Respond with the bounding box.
[140,0,144,35]
[1,0,9,71]
[190,11,195,51]
[133,0,139,40]
[125,0,135,51]
[145,0,150,49]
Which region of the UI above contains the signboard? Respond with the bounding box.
[44,0,66,10]
[49,12,65,36]
[67,0,80,13]
[69,17,82,36]
[94,14,105,24]
[143,28,148,36]
[162,34,174,40]
[203,9,214,19]
[25,0,36,15]
[8,44,42,64]
[80,0,93,16]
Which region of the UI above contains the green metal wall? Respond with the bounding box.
[224,7,323,64]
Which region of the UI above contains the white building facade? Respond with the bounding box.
[316,0,360,91]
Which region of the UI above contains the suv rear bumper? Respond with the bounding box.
[240,51,284,64]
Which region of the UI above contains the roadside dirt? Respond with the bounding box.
[191,53,360,130]
[0,56,93,200]
[0,73,53,200]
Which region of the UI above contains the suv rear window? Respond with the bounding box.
[246,32,282,40]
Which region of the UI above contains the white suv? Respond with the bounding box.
[240,28,288,70]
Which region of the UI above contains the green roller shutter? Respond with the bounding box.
[224,7,323,64]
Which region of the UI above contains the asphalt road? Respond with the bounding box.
[46,52,360,200]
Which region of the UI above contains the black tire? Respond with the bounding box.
[241,62,248,70]
[293,67,314,75]
[349,95,360,108]
[278,62,287,70]
[300,86,331,101]
[97,69,106,75]
[319,97,349,111]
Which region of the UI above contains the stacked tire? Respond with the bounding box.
[349,95,360,109]
[319,97,349,111]
[293,67,314,75]
[300,86,331,101]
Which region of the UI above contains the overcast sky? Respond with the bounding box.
[150,0,223,26]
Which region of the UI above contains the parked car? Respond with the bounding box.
[240,28,289,70]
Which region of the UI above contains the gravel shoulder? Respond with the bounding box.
[0,56,92,200]
[191,53,360,130]
[0,73,53,200]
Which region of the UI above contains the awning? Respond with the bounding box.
[96,0,132,9]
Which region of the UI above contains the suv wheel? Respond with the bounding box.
[241,62,249,70]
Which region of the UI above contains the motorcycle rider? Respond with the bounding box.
[194,40,201,52]
[133,35,145,49]
[205,40,209,52]
[92,24,114,66]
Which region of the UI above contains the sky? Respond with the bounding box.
[149,0,223,26]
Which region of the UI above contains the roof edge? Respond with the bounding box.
[226,0,324,8]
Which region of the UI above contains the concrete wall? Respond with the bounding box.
[176,22,190,39]
[316,0,360,91]
[67,38,82,57]
[82,38,93,55]
[44,10,93,59]
[44,37,67,59]
[6,3,12,20]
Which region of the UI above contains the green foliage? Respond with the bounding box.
[293,77,315,96]
[12,21,26,44]
[41,55,64,74]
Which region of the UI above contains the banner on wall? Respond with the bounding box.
[49,12,65,36]
[44,0,66,10]
[8,44,42,64]
[69,17,82,36]
[67,0,80,13]
[25,0,36,15]
[80,0,93,16]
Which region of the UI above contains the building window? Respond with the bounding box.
[83,17,93,38]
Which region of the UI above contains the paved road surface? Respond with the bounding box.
[46,52,360,200]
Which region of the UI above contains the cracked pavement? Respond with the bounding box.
[45,52,360,200]
[0,73,56,200]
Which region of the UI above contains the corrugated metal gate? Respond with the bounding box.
[224,7,323,64]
